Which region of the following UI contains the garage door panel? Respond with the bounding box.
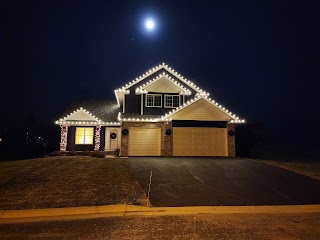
[129,128,161,156]
[173,127,227,157]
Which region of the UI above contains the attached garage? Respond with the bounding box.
[129,127,161,156]
[173,127,228,156]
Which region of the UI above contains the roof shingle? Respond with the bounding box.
[60,99,121,122]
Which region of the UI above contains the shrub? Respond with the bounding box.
[66,151,77,156]
[49,151,64,157]
[91,151,106,158]
[79,150,91,156]
[115,148,120,157]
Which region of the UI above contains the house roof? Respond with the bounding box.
[57,99,121,124]
[56,97,244,125]
[114,63,209,106]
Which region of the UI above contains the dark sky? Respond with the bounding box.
[1,0,319,148]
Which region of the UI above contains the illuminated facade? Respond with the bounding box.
[56,63,244,157]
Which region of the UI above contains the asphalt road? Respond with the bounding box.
[1,213,320,239]
[128,157,320,207]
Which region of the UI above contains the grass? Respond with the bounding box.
[0,156,147,210]
[257,159,320,180]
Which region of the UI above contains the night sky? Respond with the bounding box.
[1,1,319,152]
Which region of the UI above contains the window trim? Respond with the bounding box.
[75,127,94,145]
[164,94,180,108]
[145,94,162,108]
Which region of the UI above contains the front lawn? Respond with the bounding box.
[0,156,147,210]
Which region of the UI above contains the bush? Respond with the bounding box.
[78,150,91,156]
[115,148,120,157]
[66,151,77,156]
[49,151,64,157]
[91,151,106,158]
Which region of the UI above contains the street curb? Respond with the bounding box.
[1,204,320,223]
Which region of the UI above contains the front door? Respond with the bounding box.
[105,128,121,150]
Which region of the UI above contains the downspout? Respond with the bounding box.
[141,94,144,115]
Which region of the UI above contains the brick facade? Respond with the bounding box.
[227,123,236,158]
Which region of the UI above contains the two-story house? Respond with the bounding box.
[56,63,245,157]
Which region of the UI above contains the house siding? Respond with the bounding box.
[170,99,232,121]
[66,126,75,151]
[125,92,140,113]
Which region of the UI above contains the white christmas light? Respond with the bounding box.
[162,95,245,123]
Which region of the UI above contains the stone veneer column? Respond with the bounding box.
[121,122,129,157]
[227,123,236,158]
[163,122,173,156]
[60,125,68,151]
[94,125,101,151]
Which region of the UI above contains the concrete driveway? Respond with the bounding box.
[128,157,320,207]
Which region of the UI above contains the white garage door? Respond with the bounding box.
[129,128,161,156]
[173,127,228,156]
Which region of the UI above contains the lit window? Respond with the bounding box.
[75,127,94,144]
[146,94,162,107]
[165,95,179,108]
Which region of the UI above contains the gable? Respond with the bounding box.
[63,109,99,122]
[118,63,205,93]
[115,63,208,106]
[145,77,183,93]
[144,76,190,93]
[170,98,232,121]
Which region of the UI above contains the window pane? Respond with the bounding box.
[75,127,93,144]
[165,95,179,107]
[75,128,85,144]
[84,136,92,144]
[146,94,162,107]
[85,128,93,144]
[173,96,179,107]
[165,96,171,107]
[154,95,161,106]
[146,95,153,106]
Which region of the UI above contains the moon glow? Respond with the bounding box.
[145,19,155,30]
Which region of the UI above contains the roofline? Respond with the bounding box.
[164,95,245,123]
[117,112,171,123]
[58,107,102,122]
[55,121,121,126]
[135,72,192,95]
[115,63,209,94]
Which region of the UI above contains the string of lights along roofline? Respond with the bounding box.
[114,63,207,94]
[56,63,245,125]
[135,72,192,95]
[113,63,245,123]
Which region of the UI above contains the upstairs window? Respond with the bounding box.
[75,127,94,144]
[146,94,162,107]
[165,95,180,108]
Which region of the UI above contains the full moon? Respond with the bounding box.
[145,19,155,30]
